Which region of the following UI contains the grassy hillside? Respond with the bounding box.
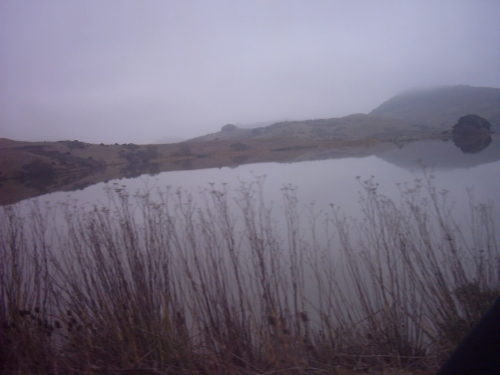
[191,85,500,143]
[371,85,500,130]
[190,113,442,142]
[4,84,498,205]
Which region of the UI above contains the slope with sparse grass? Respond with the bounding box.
[189,113,441,143]
[371,85,500,130]
[2,84,499,205]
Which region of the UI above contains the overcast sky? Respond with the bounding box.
[1,1,500,144]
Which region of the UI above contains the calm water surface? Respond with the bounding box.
[8,137,499,328]
[14,138,500,226]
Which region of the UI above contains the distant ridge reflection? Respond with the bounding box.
[377,136,500,171]
[452,134,493,154]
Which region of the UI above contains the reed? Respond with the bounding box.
[1,173,498,374]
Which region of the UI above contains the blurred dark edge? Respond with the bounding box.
[437,297,500,375]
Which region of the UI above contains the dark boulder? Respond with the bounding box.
[453,136,493,154]
[452,114,492,136]
[452,115,493,154]
[221,124,238,132]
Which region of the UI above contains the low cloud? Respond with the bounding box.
[1,1,500,143]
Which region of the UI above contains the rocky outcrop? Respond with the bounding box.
[371,85,500,131]
[452,115,493,153]
[189,124,252,141]
[452,114,492,136]
[221,124,238,132]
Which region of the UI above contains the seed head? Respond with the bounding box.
[267,315,277,326]
[300,311,309,323]
[18,309,31,317]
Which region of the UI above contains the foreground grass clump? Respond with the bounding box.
[1,175,499,374]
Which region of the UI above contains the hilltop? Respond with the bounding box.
[189,85,500,142]
[189,113,433,142]
[371,84,500,131]
[2,84,499,205]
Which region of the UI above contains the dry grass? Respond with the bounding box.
[1,172,499,374]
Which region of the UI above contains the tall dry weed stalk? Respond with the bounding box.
[0,173,499,374]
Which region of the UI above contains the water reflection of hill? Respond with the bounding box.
[377,136,500,170]
[0,139,397,206]
[4,135,498,205]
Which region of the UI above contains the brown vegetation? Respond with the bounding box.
[1,173,498,374]
[0,134,444,206]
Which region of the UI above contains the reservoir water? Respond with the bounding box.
[11,137,500,224]
[3,136,500,364]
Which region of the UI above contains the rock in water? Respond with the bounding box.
[221,123,238,132]
[453,114,492,136]
[452,115,493,154]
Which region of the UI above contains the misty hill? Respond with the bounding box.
[189,114,433,142]
[371,85,500,131]
[235,119,291,129]
[189,85,500,143]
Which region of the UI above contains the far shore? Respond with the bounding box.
[0,131,447,205]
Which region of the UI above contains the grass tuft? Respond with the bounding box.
[1,174,498,374]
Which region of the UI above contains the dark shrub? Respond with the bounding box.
[145,145,159,160]
[123,143,139,150]
[66,140,86,150]
[251,128,262,136]
[22,159,55,177]
[230,142,248,151]
[172,144,192,157]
